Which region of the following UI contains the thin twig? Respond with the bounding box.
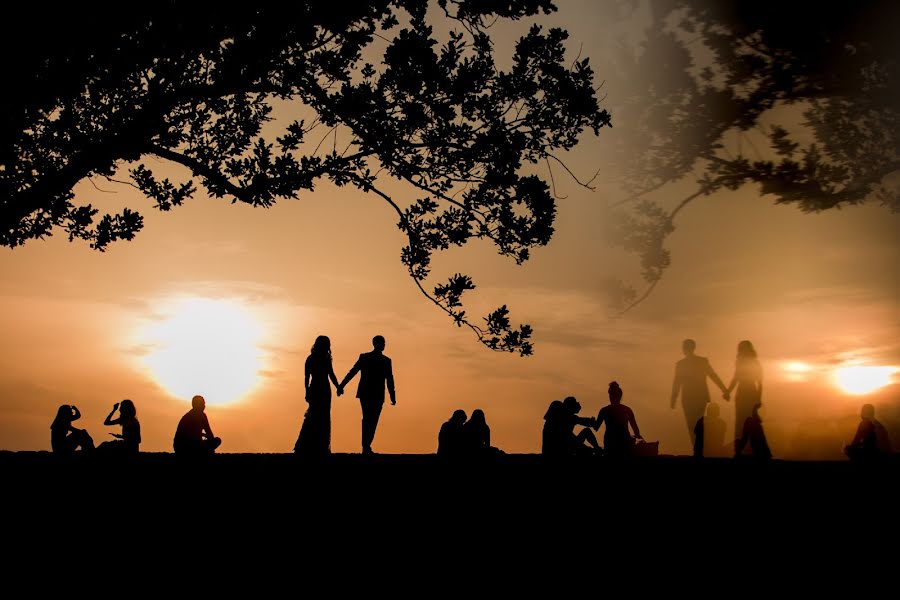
[615,278,661,317]
[545,157,568,200]
[103,176,142,191]
[88,177,117,193]
[610,179,671,208]
[311,125,338,156]
[545,153,597,191]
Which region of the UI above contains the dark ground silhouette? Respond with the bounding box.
[1,451,895,577]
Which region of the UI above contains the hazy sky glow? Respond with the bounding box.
[1,1,897,457]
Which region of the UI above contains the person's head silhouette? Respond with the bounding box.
[545,399,563,420]
[469,409,486,426]
[861,403,875,420]
[608,381,623,404]
[56,405,73,421]
[737,340,757,360]
[682,339,696,356]
[372,335,386,352]
[451,409,467,424]
[562,396,581,414]
[120,399,136,419]
[312,335,332,357]
[192,395,206,411]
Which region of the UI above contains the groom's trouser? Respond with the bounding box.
[682,395,708,445]
[361,397,385,450]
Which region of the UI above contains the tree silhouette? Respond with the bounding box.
[603,0,900,311]
[0,1,610,356]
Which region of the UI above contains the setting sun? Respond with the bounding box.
[138,297,266,405]
[833,366,898,395]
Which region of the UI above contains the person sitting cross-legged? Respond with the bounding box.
[173,395,222,457]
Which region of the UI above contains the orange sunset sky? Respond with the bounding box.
[1,0,898,456]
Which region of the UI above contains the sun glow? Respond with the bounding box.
[139,297,266,405]
[833,365,898,395]
[782,361,815,382]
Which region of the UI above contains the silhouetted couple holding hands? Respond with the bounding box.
[438,408,501,458]
[295,334,396,456]
[542,381,643,458]
[672,339,765,457]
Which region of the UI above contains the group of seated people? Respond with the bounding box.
[437,408,502,458]
[50,388,892,462]
[542,381,647,458]
[50,394,221,458]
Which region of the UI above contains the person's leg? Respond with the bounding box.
[361,400,384,453]
[72,428,94,451]
[204,437,222,454]
[682,397,706,445]
[575,428,600,450]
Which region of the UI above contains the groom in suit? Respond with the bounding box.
[339,335,396,454]
[671,338,729,446]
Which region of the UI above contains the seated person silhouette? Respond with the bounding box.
[463,409,502,457]
[98,399,141,455]
[542,396,600,457]
[438,409,467,457]
[693,402,728,458]
[734,402,771,460]
[594,381,642,458]
[845,403,893,461]
[173,395,222,457]
[51,404,94,454]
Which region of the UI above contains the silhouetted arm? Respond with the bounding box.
[593,409,605,431]
[850,421,871,446]
[104,403,120,426]
[386,359,396,405]
[706,360,729,395]
[628,408,642,439]
[726,371,737,395]
[328,361,339,389]
[574,415,594,427]
[71,406,81,422]
[202,413,215,440]
[339,357,362,390]
[304,357,311,399]
[670,366,681,408]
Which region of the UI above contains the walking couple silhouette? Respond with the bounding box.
[295,334,396,456]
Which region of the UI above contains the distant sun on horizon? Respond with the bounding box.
[137,296,266,405]
[782,360,898,395]
[833,365,898,395]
